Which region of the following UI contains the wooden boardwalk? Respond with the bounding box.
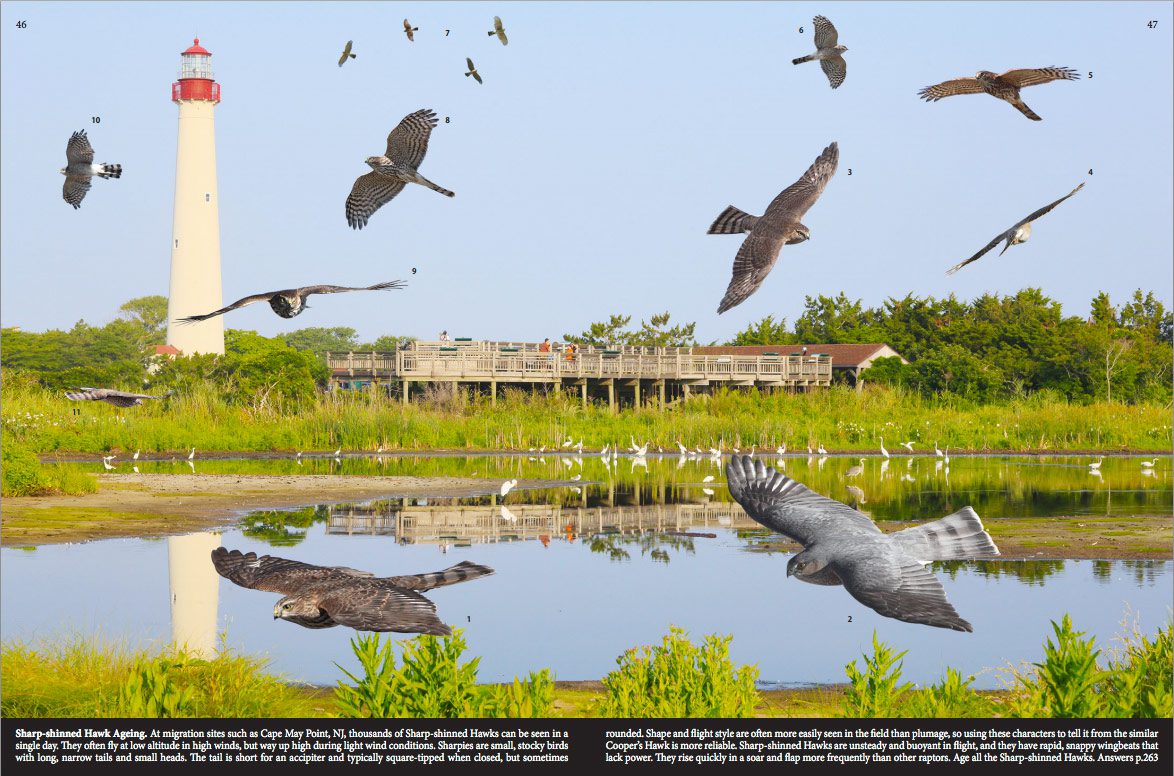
[326,340,833,408]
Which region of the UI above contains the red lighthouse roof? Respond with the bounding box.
[182,37,211,56]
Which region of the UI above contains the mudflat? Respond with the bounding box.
[0,473,560,547]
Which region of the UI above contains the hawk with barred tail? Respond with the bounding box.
[709,142,838,314]
[726,456,999,632]
[64,387,171,407]
[792,16,848,89]
[918,67,1080,121]
[61,130,122,209]
[346,109,454,230]
[211,547,494,634]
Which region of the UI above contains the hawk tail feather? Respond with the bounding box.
[1011,100,1042,121]
[385,560,494,592]
[98,164,122,179]
[891,506,1000,562]
[707,205,759,234]
[792,54,815,65]
[417,176,455,198]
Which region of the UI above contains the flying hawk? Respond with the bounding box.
[64,387,172,408]
[346,109,455,229]
[489,16,508,45]
[338,40,356,67]
[465,57,483,84]
[726,456,999,632]
[709,142,839,313]
[211,547,494,635]
[947,183,1084,274]
[61,130,121,209]
[175,280,405,323]
[792,15,848,89]
[918,67,1080,121]
[403,19,418,42]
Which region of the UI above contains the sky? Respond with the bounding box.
[1,1,1171,345]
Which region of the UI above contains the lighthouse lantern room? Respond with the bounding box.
[172,38,220,103]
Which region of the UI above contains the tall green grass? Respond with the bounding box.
[2,441,98,496]
[4,378,1170,456]
[0,635,331,718]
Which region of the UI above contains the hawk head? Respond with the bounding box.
[975,71,998,82]
[787,548,829,579]
[833,45,848,53]
[364,156,387,170]
[274,596,322,622]
[786,224,812,245]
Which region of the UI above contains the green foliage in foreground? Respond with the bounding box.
[334,630,554,718]
[1,440,98,497]
[839,616,1174,719]
[597,627,760,718]
[2,617,1169,719]
[0,637,331,718]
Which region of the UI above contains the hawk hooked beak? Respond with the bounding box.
[273,603,283,620]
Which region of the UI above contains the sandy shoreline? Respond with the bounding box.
[2,473,1170,558]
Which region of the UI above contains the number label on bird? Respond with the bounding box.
[445,29,450,36]
[1087,72,1093,79]
[848,616,853,623]
[847,168,852,176]
[91,117,101,124]
[1088,169,1093,175]
[445,117,450,123]
[412,267,417,274]
[798,26,803,33]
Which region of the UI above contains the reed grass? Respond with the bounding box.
[4,378,1169,457]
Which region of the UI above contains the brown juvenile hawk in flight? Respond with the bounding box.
[60,130,122,209]
[65,387,171,407]
[489,16,508,45]
[176,281,405,323]
[211,547,494,635]
[709,142,839,314]
[792,15,847,89]
[403,19,418,42]
[947,183,1084,275]
[918,67,1080,121]
[346,109,455,229]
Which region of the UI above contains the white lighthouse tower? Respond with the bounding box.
[166,38,225,355]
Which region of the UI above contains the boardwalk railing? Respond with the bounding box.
[325,501,767,544]
[326,341,832,384]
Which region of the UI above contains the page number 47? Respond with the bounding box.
[1147,20,1158,28]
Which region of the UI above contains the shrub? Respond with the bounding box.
[118,655,197,718]
[901,667,992,718]
[839,632,913,717]
[597,626,760,717]
[1,442,52,496]
[334,630,553,718]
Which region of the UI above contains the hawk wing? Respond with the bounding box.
[821,56,846,89]
[918,78,985,101]
[338,40,353,66]
[211,547,374,596]
[63,176,92,209]
[384,108,440,169]
[494,17,508,44]
[725,455,880,547]
[175,291,286,323]
[346,172,407,229]
[998,67,1080,88]
[295,281,406,298]
[946,183,1084,275]
[835,554,974,632]
[66,130,94,165]
[316,580,452,635]
[761,141,839,224]
[812,15,838,48]
[717,231,787,313]
[403,20,415,41]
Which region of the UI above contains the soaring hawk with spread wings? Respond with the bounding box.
[708,142,839,314]
[212,547,494,635]
[175,281,405,323]
[346,109,455,230]
[726,456,999,632]
[918,67,1080,121]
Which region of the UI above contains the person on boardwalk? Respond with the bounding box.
[439,330,450,342]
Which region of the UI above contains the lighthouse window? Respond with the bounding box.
[205,193,211,202]
[175,240,179,248]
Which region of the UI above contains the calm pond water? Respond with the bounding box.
[2,454,1170,691]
